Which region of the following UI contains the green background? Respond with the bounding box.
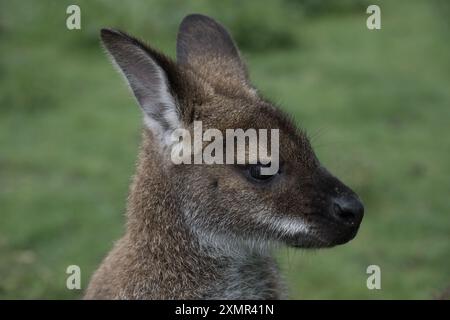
[0,0,449,299]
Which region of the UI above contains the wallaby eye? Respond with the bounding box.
[247,163,278,182]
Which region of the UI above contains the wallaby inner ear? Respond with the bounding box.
[176,14,249,85]
[100,28,182,146]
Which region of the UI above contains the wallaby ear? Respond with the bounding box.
[100,28,182,146]
[176,14,248,84]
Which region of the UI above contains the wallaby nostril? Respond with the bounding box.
[333,202,355,223]
[332,196,364,225]
[333,203,343,216]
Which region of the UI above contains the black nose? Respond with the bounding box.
[332,195,364,226]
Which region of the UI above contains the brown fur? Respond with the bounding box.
[85,14,363,299]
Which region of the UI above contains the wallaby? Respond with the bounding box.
[85,14,364,299]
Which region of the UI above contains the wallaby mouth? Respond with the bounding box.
[284,167,364,249]
[288,207,363,249]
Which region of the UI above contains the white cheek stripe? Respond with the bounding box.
[257,215,310,236]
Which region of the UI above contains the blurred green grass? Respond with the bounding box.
[0,0,449,299]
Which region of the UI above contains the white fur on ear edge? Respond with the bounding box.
[101,28,182,148]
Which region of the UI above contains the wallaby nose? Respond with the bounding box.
[331,195,364,226]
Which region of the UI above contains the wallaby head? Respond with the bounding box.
[99,14,363,253]
[87,13,365,300]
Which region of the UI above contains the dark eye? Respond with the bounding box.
[247,163,279,182]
